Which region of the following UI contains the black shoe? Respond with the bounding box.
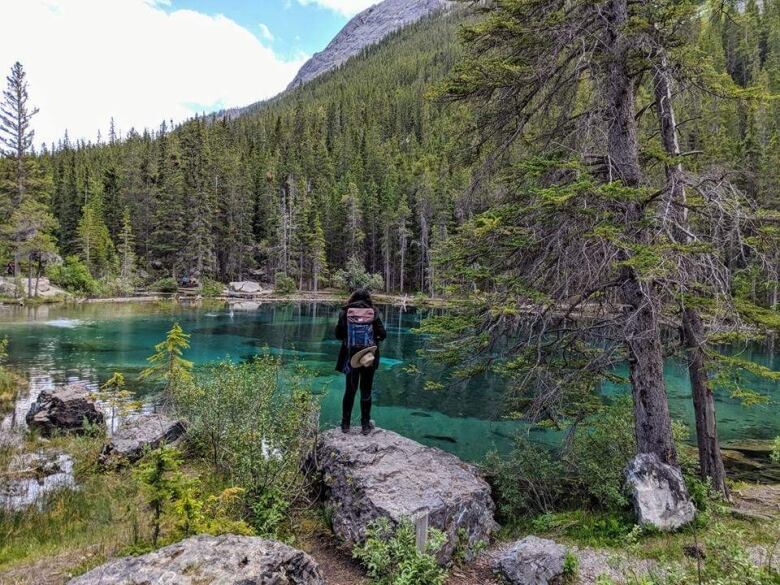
[361,421,374,435]
[341,422,350,434]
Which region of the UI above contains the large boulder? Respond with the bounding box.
[99,413,186,466]
[229,280,266,295]
[25,384,104,437]
[625,453,696,531]
[313,427,497,562]
[69,534,325,585]
[493,536,569,585]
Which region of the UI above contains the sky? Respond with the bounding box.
[0,0,380,149]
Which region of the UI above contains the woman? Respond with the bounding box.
[335,289,386,435]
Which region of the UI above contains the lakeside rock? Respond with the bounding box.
[0,276,66,298]
[228,280,268,296]
[25,384,104,437]
[313,426,497,562]
[0,450,76,511]
[69,534,325,585]
[493,536,568,585]
[99,413,186,466]
[624,453,696,531]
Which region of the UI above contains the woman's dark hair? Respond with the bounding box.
[347,288,373,306]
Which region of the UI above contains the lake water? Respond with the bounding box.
[0,300,778,462]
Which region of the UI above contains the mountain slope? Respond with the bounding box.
[287,0,451,90]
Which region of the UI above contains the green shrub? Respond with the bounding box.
[274,272,296,294]
[353,518,447,585]
[332,255,384,292]
[563,551,579,582]
[772,436,780,463]
[483,435,568,521]
[47,256,100,295]
[568,396,636,510]
[174,356,319,539]
[201,277,224,298]
[148,277,178,293]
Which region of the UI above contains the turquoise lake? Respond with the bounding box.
[0,300,778,462]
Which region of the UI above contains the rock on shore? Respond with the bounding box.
[625,453,696,531]
[493,536,569,585]
[69,534,325,585]
[313,427,497,562]
[99,413,186,466]
[25,384,104,437]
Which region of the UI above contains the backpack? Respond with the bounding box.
[346,307,376,350]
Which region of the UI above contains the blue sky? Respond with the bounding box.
[166,0,352,61]
[1,0,378,147]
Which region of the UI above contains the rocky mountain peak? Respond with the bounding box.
[287,0,451,90]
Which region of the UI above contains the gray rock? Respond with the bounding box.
[68,534,325,585]
[25,384,104,437]
[314,427,496,562]
[229,280,264,294]
[99,413,186,465]
[0,450,76,511]
[494,536,568,585]
[624,453,696,531]
[288,0,451,90]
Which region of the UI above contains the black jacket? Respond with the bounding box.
[335,301,387,372]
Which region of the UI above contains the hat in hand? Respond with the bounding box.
[350,346,378,369]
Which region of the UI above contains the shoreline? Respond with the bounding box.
[1,290,455,309]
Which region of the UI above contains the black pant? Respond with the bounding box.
[342,366,375,425]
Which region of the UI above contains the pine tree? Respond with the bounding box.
[77,185,114,278]
[140,322,193,399]
[0,62,40,280]
[117,207,135,283]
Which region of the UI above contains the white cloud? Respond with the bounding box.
[0,0,308,147]
[258,23,274,42]
[296,0,378,17]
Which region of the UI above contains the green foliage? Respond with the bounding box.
[529,510,636,548]
[94,372,141,434]
[139,323,193,397]
[133,445,187,546]
[484,436,568,520]
[0,337,20,417]
[47,256,100,296]
[200,277,224,298]
[353,518,447,585]
[569,396,636,510]
[148,277,178,293]
[772,437,780,464]
[332,255,385,292]
[174,356,319,539]
[274,272,296,295]
[563,551,579,582]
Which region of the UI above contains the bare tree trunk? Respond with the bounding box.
[682,308,729,496]
[653,60,728,496]
[606,0,678,465]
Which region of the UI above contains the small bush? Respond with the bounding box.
[47,256,100,295]
[568,396,636,510]
[563,551,579,582]
[274,272,296,294]
[772,436,780,464]
[483,436,568,521]
[200,277,224,298]
[332,255,384,292]
[148,277,178,293]
[353,518,447,585]
[174,356,319,539]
